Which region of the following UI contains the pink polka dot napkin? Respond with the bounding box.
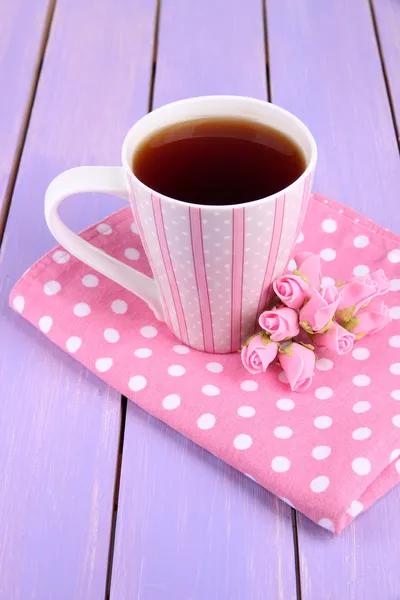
[9,193,400,534]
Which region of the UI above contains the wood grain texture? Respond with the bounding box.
[267,0,400,233]
[111,2,297,599]
[0,0,52,225]
[267,0,400,598]
[372,0,400,136]
[0,0,157,598]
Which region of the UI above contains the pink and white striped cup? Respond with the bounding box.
[45,96,317,353]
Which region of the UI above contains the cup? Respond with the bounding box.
[45,96,317,353]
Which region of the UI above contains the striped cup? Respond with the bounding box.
[45,96,317,353]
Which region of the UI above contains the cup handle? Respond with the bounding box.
[45,166,164,320]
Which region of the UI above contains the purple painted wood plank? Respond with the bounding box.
[372,0,400,133]
[111,2,297,599]
[267,0,400,597]
[267,0,400,233]
[0,0,51,221]
[0,0,157,598]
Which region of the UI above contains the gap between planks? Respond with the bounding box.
[368,0,400,151]
[104,0,162,597]
[0,0,57,243]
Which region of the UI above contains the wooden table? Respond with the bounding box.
[1,1,399,598]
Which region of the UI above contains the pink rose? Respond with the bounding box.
[294,251,322,289]
[314,322,355,355]
[241,334,278,375]
[370,269,390,296]
[273,274,309,309]
[350,300,392,338]
[259,306,300,342]
[278,343,316,392]
[299,286,341,333]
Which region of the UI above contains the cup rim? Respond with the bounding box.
[121,95,317,210]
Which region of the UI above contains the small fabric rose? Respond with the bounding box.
[278,342,316,392]
[241,334,278,375]
[336,272,381,322]
[299,286,341,333]
[343,299,392,338]
[370,269,390,296]
[259,306,300,342]
[314,322,355,355]
[273,274,309,309]
[293,251,322,289]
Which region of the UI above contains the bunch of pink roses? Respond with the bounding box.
[241,251,392,392]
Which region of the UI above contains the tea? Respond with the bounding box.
[132,117,306,206]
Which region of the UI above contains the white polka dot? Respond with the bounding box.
[240,380,258,391]
[168,365,186,377]
[39,316,53,333]
[322,219,337,233]
[316,358,334,371]
[276,398,295,411]
[353,235,369,248]
[320,248,336,262]
[162,393,180,410]
[352,348,370,360]
[130,222,139,234]
[73,302,90,317]
[13,295,25,313]
[321,276,335,288]
[44,280,61,296]
[347,501,363,517]
[390,279,400,292]
[390,306,400,320]
[315,387,333,400]
[352,401,371,413]
[288,259,296,271]
[297,232,304,244]
[52,250,70,263]
[173,345,190,354]
[390,363,400,375]
[314,416,332,429]
[111,299,127,315]
[197,413,216,430]
[388,249,400,263]
[96,223,112,235]
[271,456,290,472]
[104,328,120,343]
[392,415,400,427]
[82,274,99,287]
[66,336,82,353]
[206,362,223,373]
[390,449,400,462]
[312,446,331,460]
[396,460,400,474]
[391,390,400,400]
[237,406,256,418]
[274,426,293,439]
[202,384,220,396]
[353,265,369,277]
[234,434,253,450]
[140,325,157,338]
[95,357,113,372]
[318,518,334,532]
[352,427,371,441]
[353,374,371,387]
[133,348,151,359]
[389,336,400,348]
[124,247,140,260]
[352,457,371,475]
[128,375,147,392]
[310,476,330,492]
